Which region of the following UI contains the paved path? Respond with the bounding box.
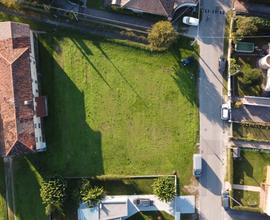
[4,157,16,220]
[232,184,261,192]
[232,105,270,124]
[198,0,230,219]
[232,140,270,150]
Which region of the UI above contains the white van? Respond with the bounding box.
[193,154,202,178]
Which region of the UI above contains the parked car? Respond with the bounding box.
[133,198,153,207]
[181,56,194,66]
[218,56,227,74]
[182,16,199,26]
[193,154,202,178]
[221,191,230,210]
[221,103,230,121]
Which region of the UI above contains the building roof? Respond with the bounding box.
[123,0,175,17]
[0,21,35,156]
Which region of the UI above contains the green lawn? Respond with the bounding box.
[233,123,270,141]
[128,211,174,220]
[0,160,7,220]
[233,150,270,186]
[233,189,260,207]
[12,33,198,220]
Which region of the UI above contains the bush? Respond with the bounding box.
[235,16,270,40]
[80,179,105,207]
[238,63,262,96]
[40,178,66,216]
[148,21,177,50]
[152,177,175,202]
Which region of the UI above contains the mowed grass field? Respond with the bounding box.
[13,34,198,220]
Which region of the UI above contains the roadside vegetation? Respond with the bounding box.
[12,32,198,220]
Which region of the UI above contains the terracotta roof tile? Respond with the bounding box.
[0,21,35,156]
[124,0,175,17]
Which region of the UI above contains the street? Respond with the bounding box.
[198,0,231,219]
[198,0,270,220]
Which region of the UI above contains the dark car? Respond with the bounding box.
[181,56,194,66]
[221,191,230,210]
[218,56,227,74]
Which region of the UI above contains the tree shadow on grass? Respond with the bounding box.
[70,37,112,89]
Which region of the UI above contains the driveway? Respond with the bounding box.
[232,105,270,123]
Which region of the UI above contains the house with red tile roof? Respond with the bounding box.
[111,0,198,19]
[0,21,47,156]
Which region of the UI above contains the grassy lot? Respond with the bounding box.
[12,33,198,220]
[0,160,7,220]
[233,123,270,141]
[128,211,174,220]
[233,189,260,207]
[233,150,270,186]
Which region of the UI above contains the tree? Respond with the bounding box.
[0,0,21,8]
[152,177,175,202]
[80,179,105,207]
[235,16,270,40]
[235,16,258,40]
[40,178,66,216]
[238,63,262,96]
[148,21,177,50]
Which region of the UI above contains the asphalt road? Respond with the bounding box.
[197,0,231,219]
[198,0,270,220]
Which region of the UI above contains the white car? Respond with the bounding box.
[182,16,199,26]
[221,103,230,121]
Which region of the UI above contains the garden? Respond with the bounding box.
[226,148,270,212]
[11,31,199,220]
[233,122,270,142]
[230,15,270,97]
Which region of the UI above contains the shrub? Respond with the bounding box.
[235,16,270,40]
[238,63,262,96]
[80,179,105,207]
[40,178,66,216]
[148,21,177,50]
[152,177,175,202]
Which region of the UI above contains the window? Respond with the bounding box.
[35,137,38,142]
[38,123,41,128]
[34,124,37,128]
[39,137,42,142]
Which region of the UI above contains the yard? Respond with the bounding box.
[233,123,270,141]
[233,189,260,208]
[128,211,174,220]
[233,150,270,186]
[12,33,198,220]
